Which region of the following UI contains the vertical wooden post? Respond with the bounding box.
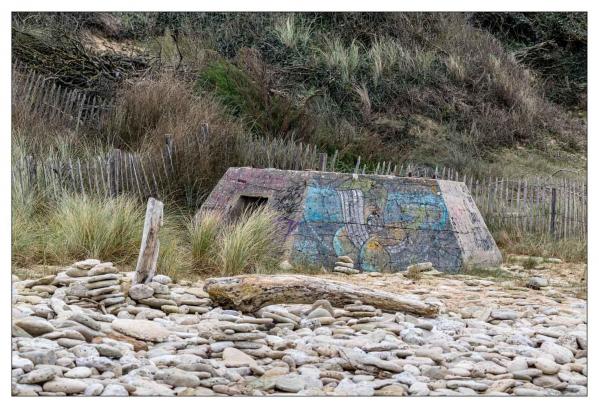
[354,156,361,174]
[108,149,120,197]
[25,155,36,191]
[319,153,328,172]
[134,198,164,284]
[164,134,174,173]
[550,187,557,239]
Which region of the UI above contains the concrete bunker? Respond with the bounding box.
[200,167,502,273]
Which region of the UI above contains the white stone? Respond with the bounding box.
[152,275,172,285]
[223,347,256,367]
[534,358,560,375]
[101,383,129,396]
[541,341,574,364]
[18,367,56,384]
[155,368,200,388]
[15,316,55,336]
[111,319,170,342]
[73,259,101,269]
[42,378,87,394]
[64,366,92,379]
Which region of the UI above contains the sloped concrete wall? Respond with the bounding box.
[200,167,502,273]
[290,173,464,272]
[437,180,503,268]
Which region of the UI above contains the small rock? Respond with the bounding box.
[337,255,354,264]
[73,259,101,269]
[18,367,56,384]
[275,374,305,393]
[407,262,433,274]
[490,309,519,320]
[42,378,87,394]
[541,341,574,364]
[101,383,129,396]
[14,316,55,336]
[84,383,104,396]
[333,266,360,274]
[307,307,332,319]
[12,356,34,372]
[534,358,560,375]
[111,319,170,342]
[152,275,172,285]
[64,366,92,379]
[88,262,118,276]
[155,367,200,388]
[409,382,430,396]
[527,276,549,290]
[223,347,256,367]
[334,378,374,396]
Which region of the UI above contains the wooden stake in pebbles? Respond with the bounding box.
[134,198,164,284]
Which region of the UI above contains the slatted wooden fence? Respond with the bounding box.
[12,61,114,131]
[12,137,587,240]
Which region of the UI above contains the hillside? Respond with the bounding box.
[12,12,586,181]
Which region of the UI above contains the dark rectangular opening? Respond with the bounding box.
[230,195,269,219]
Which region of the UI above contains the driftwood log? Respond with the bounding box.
[133,197,163,284]
[204,274,439,317]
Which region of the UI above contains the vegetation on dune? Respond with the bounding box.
[11,12,587,274]
[218,207,283,276]
[11,185,285,277]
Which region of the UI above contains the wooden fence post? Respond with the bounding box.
[164,134,174,173]
[550,187,557,239]
[354,156,361,174]
[319,153,328,172]
[134,197,164,284]
[108,149,121,197]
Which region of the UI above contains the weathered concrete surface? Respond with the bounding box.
[200,167,502,273]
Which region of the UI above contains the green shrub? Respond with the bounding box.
[199,60,314,139]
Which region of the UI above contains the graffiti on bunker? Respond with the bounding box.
[291,176,461,272]
[200,167,502,273]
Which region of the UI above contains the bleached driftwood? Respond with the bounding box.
[204,274,439,317]
[133,197,163,284]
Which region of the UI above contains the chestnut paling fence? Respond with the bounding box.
[11,63,586,240]
[12,140,587,241]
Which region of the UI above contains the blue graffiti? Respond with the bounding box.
[384,191,448,230]
[303,186,343,223]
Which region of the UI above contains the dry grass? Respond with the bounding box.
[318,37,361,83]
[47,194,144,264]
[274,15,312,49]
[188,210,223,273]
[493,226,587,263]
[218,207,283,276]
[11,191,187,275]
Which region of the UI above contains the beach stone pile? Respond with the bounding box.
[333,256,360,274]
[12,259,587,396]
[61,260,126,313]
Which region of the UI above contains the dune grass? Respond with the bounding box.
[187,209,224,273]
[12,190,285,278]
[218,207,282,276]
[47,194,144,265]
